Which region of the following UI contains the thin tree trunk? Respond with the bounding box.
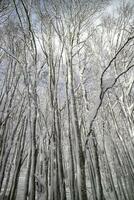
[69,50,87,200]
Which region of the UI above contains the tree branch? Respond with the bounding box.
[85,36,134,147]
[0,46,22,64]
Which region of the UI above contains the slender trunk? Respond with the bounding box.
[92,130,105,200]
[56,107,67,200]
[69,52,87,200]
[66,68,75,200]
[23,149,31,200]
[9,118,27,200]
[29,111,38,200]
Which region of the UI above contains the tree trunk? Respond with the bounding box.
[69,52,87,200]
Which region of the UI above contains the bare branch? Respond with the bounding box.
[85,63,134,146]
[0,46,22,64]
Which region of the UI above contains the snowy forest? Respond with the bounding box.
[0,0,134,200]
